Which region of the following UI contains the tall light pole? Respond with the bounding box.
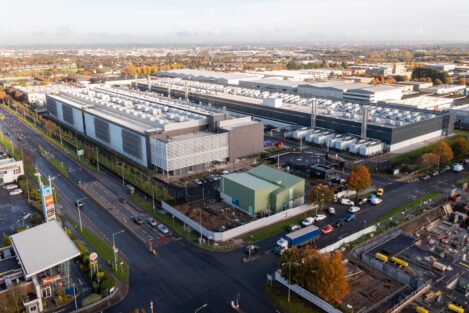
[121,162,125,186]
[112,230,125,270]
[75,197,87,232]
[194,304,208,313]
[281,262,292,303]
[96,148,100,171]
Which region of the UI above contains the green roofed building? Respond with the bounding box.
[220,165,305,216]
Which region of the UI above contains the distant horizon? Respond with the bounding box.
[1,0,468,46]
[2,40,469,50]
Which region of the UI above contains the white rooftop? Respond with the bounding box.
[10,221,80,278]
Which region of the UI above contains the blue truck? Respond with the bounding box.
[275,225,321,254]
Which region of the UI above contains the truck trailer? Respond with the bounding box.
[275,225,321,254]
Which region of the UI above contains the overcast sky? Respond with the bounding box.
[0,0,468,45]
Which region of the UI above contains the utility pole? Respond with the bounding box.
[112,230,125,271]
[121,162,125,186]
[96,148,100,171]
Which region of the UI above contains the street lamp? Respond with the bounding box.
[75,197,87,232]
[281,262,292,303]
[112,230,125,270]
[194,304,208,313]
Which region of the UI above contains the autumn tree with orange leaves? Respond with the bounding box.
[432,140,453,165]
[347,165,372,195]
[280,247,349,303]
[419,153,439,173]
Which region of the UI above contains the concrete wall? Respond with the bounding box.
[320,225,376,253]
[161,201,316,242]
[274,271,343,313]
[227,122,264,162]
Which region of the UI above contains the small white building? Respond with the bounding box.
[0,158,24,184]
[343,85,403,103]
[420,84,467,96]
[381,95,454,111]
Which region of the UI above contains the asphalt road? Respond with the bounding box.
[2,106,468,313]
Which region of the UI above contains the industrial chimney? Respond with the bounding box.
[311,98,317,129]
[184,81,189,101]
[361,105,369,138]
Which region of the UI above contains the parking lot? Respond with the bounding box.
[0,184,36,236]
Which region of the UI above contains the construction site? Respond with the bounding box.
[350,202,468,313]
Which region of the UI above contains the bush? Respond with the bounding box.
[2,236,11,247]
[91,281,100,293]
[99,277,116,295]
[81,293,102,307]
[96,271,106,281]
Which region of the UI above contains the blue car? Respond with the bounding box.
[344,213,355,222]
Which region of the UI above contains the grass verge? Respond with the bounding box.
[370,191,442,225]
[243,214,310,243]
[49,157,69,177]
[76,226,129,283]
[265,284,321,313]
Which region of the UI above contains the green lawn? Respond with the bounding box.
[456,175,469,187]
[49,157,69,177]
[265,284,321,313]
[391,131,468,164]
[242,209,319,243]
[370,191,442,225]
[77,227,129,283]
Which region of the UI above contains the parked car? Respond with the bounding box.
[301,217,315,226]
[431,170,439,177]
[453,164,464,172]
[348,206,360,213]
[421,175,431,181]
[4,184,18,190]
[147,217,157,227]
[75,200,84,208]
[327,207,336,215]
[245,245,259,255]
[201,179,208,184]
[288,224,301,232]
[215,226,226,232]
[370,197,382,205]
[443,165,452,172]
[157,223,169,234]
[321,224,334,234]
[118,197,127,204]
[193,179,203,185]
[314,214,327,222]
[340,198,354,206]
[222,170,230,175]
[344,213,356,222]
[358,198,368,205]
[9,189,22,196]
[333,219,345,228]
[132,216,144,225]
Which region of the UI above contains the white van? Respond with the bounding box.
[453,164,464,172]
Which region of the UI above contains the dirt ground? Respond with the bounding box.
[176,198,253,231]
[342,259,403,311]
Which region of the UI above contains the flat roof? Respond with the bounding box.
[10,221,80,278]
[248,165,304,188]
[240,78,300,88]
[224,173,279,191]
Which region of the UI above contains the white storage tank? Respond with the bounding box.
[293,128,314,140]
[349,139,367,154]
[335,136,356,150]
[359,142,384,156]
[313,132,334,145]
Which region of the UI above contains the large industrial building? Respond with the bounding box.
[45,86,264,175]
[220,165,305,216]
[137,78,454,152]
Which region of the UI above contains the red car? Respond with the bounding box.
[321,224,334,234]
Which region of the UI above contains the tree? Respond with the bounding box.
[44,120,57,135]
[419,153,439,173]
[451,136,469,159]
[434,78,442,86]
[313,251,349,303]
[347,165,372,195]
[432,140,453,165]
[280,248,349,304]
[308,184,335,208]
